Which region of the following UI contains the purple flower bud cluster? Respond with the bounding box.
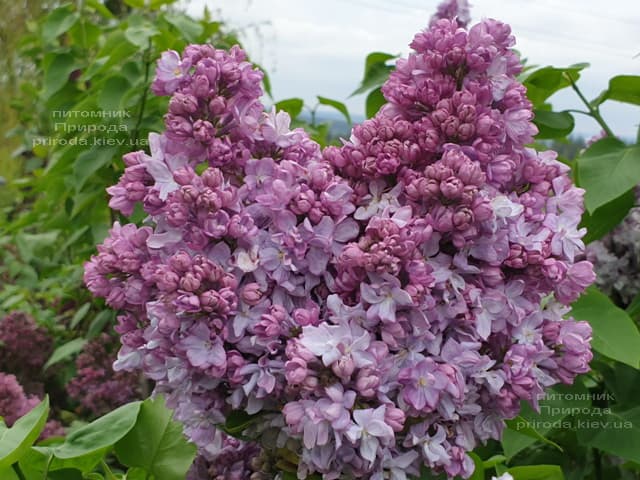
[86,18,594,480]
[0,311,53,395]
[66,333,143,416]
[430,0,471,29]
[0,372,63,439]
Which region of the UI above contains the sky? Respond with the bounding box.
[184,0,640,139]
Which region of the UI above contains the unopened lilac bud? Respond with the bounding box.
[200,290,225,313]
[453,206,474,230]
[125,181,147,201]
[442,116,460,137]
[201,167,223,188]
[432,108,449,125]
[193,119,215,143]
[356,368,380,397]
[433,207,454,232]
[241,283,263,306]
[440,176,464,199]
[285,358,308,384]
[173,167,194,186]
[180,272,201,292]
[191,74,210,97]
[332,355,355,380]
[170,250,192,272]
[180,185,200,203]
[458,123,475,141]
[384,406,406,432]
[209,96,226,116]
[169,93,198,115]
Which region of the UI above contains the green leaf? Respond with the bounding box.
[53,402,141,462]
[44,338,87,370]
[98,76,131,111]
[505,415,563,452]
[164,14,204,43]
[482,454,507,469]
[571,286,640,368]
[317,96,351,125]
[124,467,147,480]
[351,51,395,96]
[364,52,396,77]
[125,20,159,49]
[87,310,114,339]
[43,54,78,100]
[576,137,640,213]
[627,291,640,318]
[275,98,304,119]
[223,410,261,438]
[595,75,640,106]
[73,146,119,192]
[115,396,196,480]
[352,64,393,97]
[70,303,91,329]
[366,88,386,118]
[532,110,574,139]
[85,0,115,19]
[468,452,485,480]
[580,188,634,243]
[0,466,18,480]
[522,63,588,106]
[576,406,640,463]
[0,397,49,469]
[42,5,80,43]
[507,465,565,480]
[502,383,589,458]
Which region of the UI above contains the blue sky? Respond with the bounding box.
[185,0,640,139]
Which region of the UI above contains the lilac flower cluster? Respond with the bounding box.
[430,0,471,29]
[86,18,594,480]
[0,311,53,395]
[0,372,63,439]
[66,333,143,416]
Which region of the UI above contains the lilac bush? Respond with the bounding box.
[0,311,53,395]
[66,333,143,416]
[85,17,594,480]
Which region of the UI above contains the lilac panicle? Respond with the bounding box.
[66,333,143,416]
[85,12,593,479]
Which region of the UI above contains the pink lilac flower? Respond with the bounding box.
[66,333,143,416]
[0,372,63,439]
[86,10,594,479]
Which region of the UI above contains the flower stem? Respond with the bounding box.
[565,73,615,138]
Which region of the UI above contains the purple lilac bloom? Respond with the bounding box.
[0,311,53,395]
[86,8,594,478]
[66,333,143,416]
[0,372,63,439]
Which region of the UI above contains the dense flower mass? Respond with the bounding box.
[0,372,63,439]
[86,17,594,479]
[0,311,53,395]
[66,333,144,416]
